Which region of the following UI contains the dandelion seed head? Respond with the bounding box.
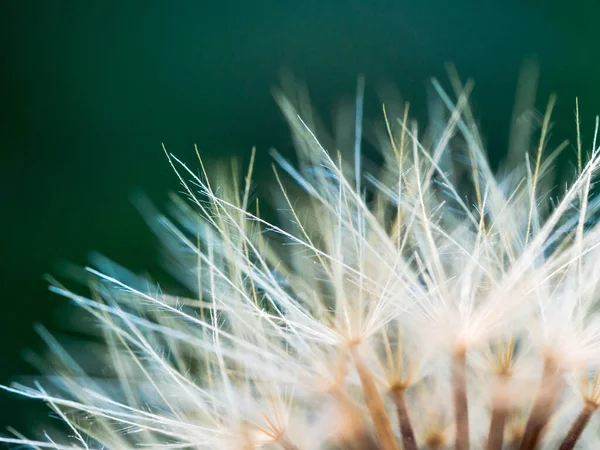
[6,71,600,450]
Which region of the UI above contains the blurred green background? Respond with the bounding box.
[1,0,598,437]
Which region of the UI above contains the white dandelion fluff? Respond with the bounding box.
[4,69,600,450]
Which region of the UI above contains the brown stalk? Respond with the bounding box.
[518,357,562,450]
[486,375,511,450]
[557,401,597,450]
[452,347,469,450]
[486,338,516,450]
[331,390,381,450]
[486,403,508,450]
[390,387,418,450]
[509,438,522,450]
[351,346,400,450]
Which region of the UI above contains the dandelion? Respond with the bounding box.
[4,69,600,450]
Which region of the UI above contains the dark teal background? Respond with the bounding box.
[1,0,598,437]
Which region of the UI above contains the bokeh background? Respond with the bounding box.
[1,0,598,437]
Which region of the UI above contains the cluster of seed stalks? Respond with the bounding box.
[4,74,600,450]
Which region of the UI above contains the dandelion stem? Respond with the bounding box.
[390,388,418,450]
[486,375,511,450]
[331,389,381,450]
[351,346,400,450]
[452,347,469,450]
[485,403,508,450]
[518,358,562,450]
[509,438,521,450]
[557,401,597,450]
